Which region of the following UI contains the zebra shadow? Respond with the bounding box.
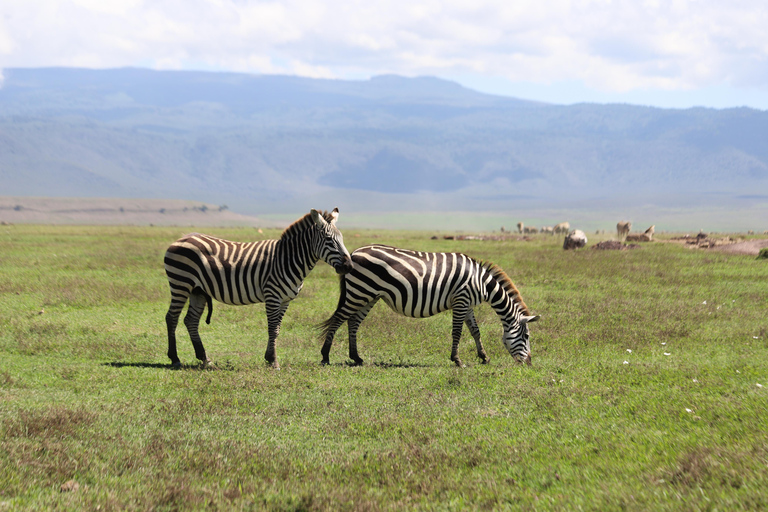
[321,358,431,369]
[368,360,431,369]
[103,362,231,371]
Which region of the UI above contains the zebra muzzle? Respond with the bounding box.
[335,257,354,275]
[513,352,532,366]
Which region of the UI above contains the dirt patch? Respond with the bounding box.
[711,239,768,256]
[667,232,768,255]
[0,196,276,227]
[592,240,640,250]
[436,234,529,241]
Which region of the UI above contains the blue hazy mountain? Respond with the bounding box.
[1,67,766,214]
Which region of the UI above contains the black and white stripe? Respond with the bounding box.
[319,244,539,367]
[164,208,353,367]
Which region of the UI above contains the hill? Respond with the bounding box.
[0,197,273,227]
[1,67,767,223]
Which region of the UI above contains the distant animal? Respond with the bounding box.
[319,244,539,367]
[517,222,524,234]
[541,226,554,235]
[563,229,588,250]
[524,226,539,234]
[626,225,655,242]
[617,221,631,241]
[553,222,570,235]
[163,208,353,368]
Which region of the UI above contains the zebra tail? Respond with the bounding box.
[317,274,347,341]
[205,294,213,324]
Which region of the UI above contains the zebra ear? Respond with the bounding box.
[310,209,328,228]
[520,315,540,324]
[330,207,339,225]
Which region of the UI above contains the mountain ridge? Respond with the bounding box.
[1,67,766,217]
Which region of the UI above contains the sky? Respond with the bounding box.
[1,0,767,110]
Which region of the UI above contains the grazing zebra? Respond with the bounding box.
[164,208,353,368]
[553,222,570,235]
[319,244,539,367]
[617,221,631,241]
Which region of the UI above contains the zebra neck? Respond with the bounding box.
[489,292,515,323]
[482,267,528,325]
[486,282,523,326]
[274,230,318,281]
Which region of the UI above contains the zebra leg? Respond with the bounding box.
[184,290,211,366]
[450,301,470,367]
[166,308,182,367]
[346,299,378,366]
[165,293,188,367]
[465,309,489,364]
[264,301,289,368]
[320,311,351,366]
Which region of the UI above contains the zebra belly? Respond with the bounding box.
[379,293,451,318]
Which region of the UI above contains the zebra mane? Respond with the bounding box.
[280,210,335,240]
[482,261,531,316]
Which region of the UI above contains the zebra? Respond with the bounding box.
[617,221,631,241]
[163,208,353,368]
[319,244,539,367]
[553,222,570,235]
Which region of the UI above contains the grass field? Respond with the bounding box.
[1,224,767,511]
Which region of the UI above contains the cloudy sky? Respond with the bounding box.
[1,0,767,109]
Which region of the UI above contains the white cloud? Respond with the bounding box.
[1,0,767,107]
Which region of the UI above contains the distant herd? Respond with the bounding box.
[514,220,656,249]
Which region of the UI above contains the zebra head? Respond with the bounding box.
[311,208,354,275]
[503,314,540,365]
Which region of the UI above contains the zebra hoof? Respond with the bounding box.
[480,358,490,365]
[269,361,281,370]
[201,359,214,369]
[452,359,465,368]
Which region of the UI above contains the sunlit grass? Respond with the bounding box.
[1,225,767,510]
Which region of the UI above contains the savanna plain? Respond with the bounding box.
[1,224,767,511]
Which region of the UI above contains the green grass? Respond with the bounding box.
[1,225,767,510]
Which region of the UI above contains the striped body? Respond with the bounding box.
[320,244,539,367]
[164,208,352,367]
[166,236,303,306]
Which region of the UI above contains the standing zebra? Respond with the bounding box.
[319,244,539,367]
[164,208,353,368]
